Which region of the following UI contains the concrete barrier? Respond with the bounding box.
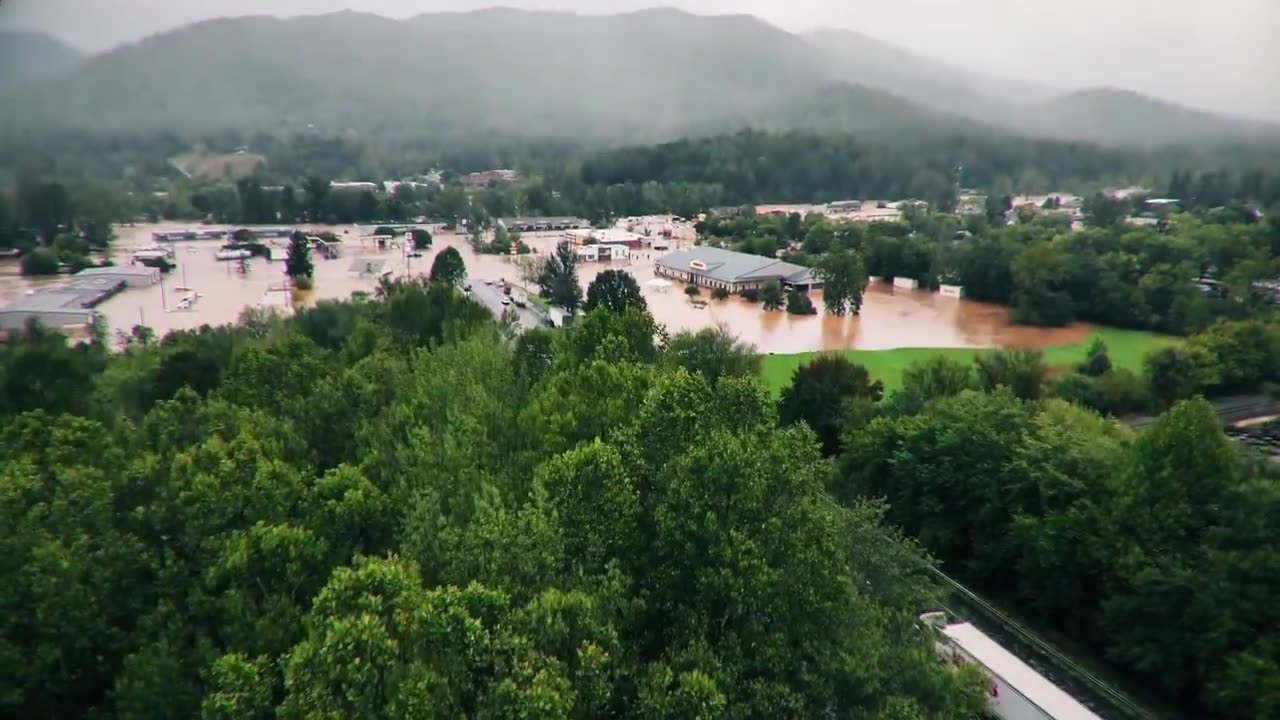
[939,284,964,298]
[893,277,919,290]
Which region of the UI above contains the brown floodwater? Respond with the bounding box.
[0,223,1095,353]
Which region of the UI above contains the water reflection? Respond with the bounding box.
[0,223,1095,353]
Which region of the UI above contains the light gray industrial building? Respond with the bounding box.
[654,246,821,293]
[0,292,96,330]
[0,266,159,331]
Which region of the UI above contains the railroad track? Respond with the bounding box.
[935,568,1163,720]
[1124,394,1280,429]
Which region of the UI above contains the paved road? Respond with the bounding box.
[468,279,546,330]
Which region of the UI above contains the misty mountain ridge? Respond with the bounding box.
[1026,87,1280,145]
[1,8,1275,148]
[0,29,85,95]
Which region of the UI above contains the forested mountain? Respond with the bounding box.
[0,9,865,141]
[0,30,84,95]
[804,28,1049,118]
[1028,88,1280,146]
[2,8,1274,147]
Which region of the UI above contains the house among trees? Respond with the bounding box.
[655,246,821,293]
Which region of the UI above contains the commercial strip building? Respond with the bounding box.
[654,246,821,293]
[709,201,908,223]
[0,292,97,331]
[564,228,646,249]
[0,266,161,331]
[72,266,163,288]
[576,244,629,262]
[501,216,589,233]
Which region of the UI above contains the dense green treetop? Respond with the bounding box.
[0,280,996,720]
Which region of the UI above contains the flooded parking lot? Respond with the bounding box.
[0,223,1095,353]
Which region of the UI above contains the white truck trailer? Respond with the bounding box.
[921,612,1104,720]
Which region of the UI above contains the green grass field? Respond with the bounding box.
[760,327,1179,395]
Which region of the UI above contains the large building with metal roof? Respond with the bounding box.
[0,266,160,331]
[654,246,821,293]
[71,265,162,287]
[0,292,96,330]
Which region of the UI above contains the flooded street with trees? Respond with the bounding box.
[0,223,1094,352]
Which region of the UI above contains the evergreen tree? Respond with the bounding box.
[285,232,314,280]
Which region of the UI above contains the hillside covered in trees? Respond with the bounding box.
[0,29,84,95]
[2,9,1277,147]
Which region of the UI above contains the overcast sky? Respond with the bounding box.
[3,0,1277,119]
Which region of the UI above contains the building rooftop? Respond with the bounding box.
[74,266,160,280]
[567,228,643,244]
[0,291,94,313]
[501,216,588,226]
[940,622,1102,720]
[657,246,817,286]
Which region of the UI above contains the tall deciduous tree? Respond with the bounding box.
[429,247,467,287]
[814,247,868,315]
[974,349,1048,400]
[759,280,784,310]
[302,177,331,222]
[1144,345,1217,408]
[663,326,759,385]
[887,355,976,415]
[537,241,583,312]
[584,269,647,315]
[779,354,884,455]
[409,228,432,250]
[1082,192,1128,227]
[785,287,816,315]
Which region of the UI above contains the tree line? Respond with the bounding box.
[0,179,121,274]
[0,275,992,720]
[6,129,1280,228]
[697,193,1280,335]
[776,329,1280,720]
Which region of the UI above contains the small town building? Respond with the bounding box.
[502,216,589,233]
[827,200,864,215]
[1,265,165,331]
[72,266,161,288]
[565,228,644,249]
[576,244,628,262]
[654,246,821,293]
[755,203,825,217]
[0,292,95,330]
[843,207,903,223]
